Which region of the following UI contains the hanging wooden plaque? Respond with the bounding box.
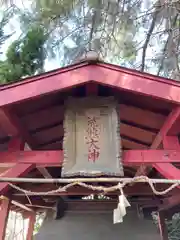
[62,97,124,177]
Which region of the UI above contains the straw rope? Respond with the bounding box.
[7,176,180,196]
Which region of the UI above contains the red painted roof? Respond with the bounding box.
[0,60,178,151]
[0,60,180,107]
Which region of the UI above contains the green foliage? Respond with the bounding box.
[166,214,180,240]
[0,25,47,83]
[35,0,75,25]
[153,212,180,240]
[34,220,41,234]
[2,0,180,79]
[8,0,139,67]
[33,213,46,236]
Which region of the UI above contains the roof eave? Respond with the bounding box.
[0,61,180,107]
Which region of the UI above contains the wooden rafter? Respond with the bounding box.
[21,103,165,134]
[19,102,164,150]
[151,108,180,148]
[0,109,19,136]
[37,167,52,178]
[11,199,33,212]
[135,107,180,175]
[0,108,35,148]
[24,143,53,179]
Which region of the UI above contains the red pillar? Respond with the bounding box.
[158,211,169,240]
[26,212,36,240]
[8,136,25,150]
[0,197,10,240]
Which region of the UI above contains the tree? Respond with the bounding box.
[1,1,180,77]
[0,25,48,83]
[0,0,142,66]
[1,0,174,80]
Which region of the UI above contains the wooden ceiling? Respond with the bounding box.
[0,84,172,151]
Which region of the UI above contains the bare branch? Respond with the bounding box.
[141,10,159,72]
[157,15,178,76]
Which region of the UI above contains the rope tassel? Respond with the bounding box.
[113,184,130,224]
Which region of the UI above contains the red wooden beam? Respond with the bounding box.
[0,108,35,148]
[123,150,180,164]
[25,144,53,180]
[158,211,169,240]
[1,150,180,167]
[37,167,52,178]
[26,212,36,240]
[162,136,180,149]
[0,151,63,167]
[153,136,180,184]
[1,63,180,107]
[90,64,180,104]
[0,137,34,195]
[0,164,33,194]
[151,108,180,149]
[8,136,25,150]
[1,149,180,167]
[155,163,180,180]
[0,63,90,106]
[0,197,10,240]
[0,109,19,136]
[135,107,180,175]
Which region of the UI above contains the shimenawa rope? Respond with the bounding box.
[7,176,180,196]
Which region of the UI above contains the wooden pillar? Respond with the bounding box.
[0,197,10,240]
[8,136,25,150]
[26,212,36,240]
[158,211,169,240]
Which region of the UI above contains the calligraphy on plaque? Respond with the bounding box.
[85,115,100,162]
[62,97,124,177]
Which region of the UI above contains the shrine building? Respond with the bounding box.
[0,56,180,239]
